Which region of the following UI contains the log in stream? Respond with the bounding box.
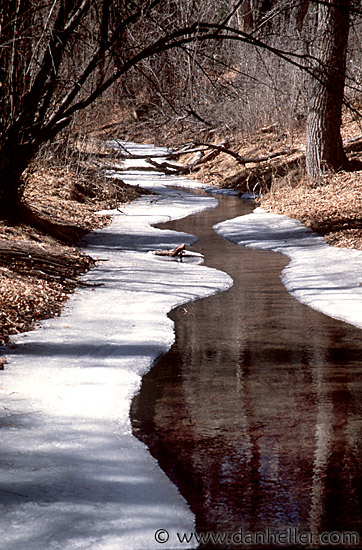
[131,192,362,549]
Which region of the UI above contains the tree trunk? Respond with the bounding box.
[0,97,66,216]
[0,139,38,217]
[305,0,350,180]
[0,165,26,217]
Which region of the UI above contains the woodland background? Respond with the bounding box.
[1,0,362,201]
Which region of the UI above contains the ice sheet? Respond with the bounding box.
[0,145,232,550]
[215,207,362,329]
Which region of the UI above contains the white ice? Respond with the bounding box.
[3,140,362,550]
[215,206,362,330]
[0,143,232,550]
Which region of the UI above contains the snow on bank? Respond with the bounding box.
[0,146,232,550]
[215,207,362,330]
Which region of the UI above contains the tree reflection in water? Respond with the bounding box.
[131,193,362,548]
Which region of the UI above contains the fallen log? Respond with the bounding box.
[0,239,92,277]
[193,141,246,164]
[146,158,189,174]
[191,147,221,167]
[224,154,305,193]
[243,148,301,163]
[146,140,229,174]
[344,134,362,153]
[153,243,186,258]
[120,152,177,160]
[115,165,172,172]
[108,141,208,161]
[171,144,209,156]
[194,141,300,165]
[146,151,205,174]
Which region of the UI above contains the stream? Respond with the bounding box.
[131,191,362,548]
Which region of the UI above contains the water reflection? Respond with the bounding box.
[131,194,362,548]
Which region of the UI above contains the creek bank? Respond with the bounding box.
[215,207,362,330]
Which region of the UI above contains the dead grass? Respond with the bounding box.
[262,168,362,249]
[260,114,362,249]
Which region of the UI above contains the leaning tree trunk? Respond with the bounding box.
[0,139,36,217]
[305,0,351,180]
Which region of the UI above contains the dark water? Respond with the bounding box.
[131,193,362,548]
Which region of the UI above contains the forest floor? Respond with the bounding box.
[1,111,362,346]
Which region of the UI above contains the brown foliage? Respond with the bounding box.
[0,139,145,345]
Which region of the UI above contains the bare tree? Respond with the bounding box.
[0,0,168,215]
[305,0,351,179]
[0,0,360,223]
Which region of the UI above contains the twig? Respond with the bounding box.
[187,106,212,127]
[77,281,104,288]
[243,148,301,163]
[0,487,28,498]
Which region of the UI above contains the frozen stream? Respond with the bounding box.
[1,142,362,549]
[132,193,362,548]
[0,146,232,550]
